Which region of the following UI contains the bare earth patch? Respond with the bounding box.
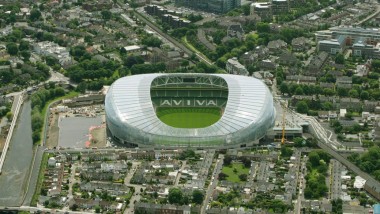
[89,124,106,148]
[46,113,59,149]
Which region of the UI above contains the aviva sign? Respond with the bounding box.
[159,98,220,107]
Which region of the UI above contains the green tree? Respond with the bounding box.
[141,36,162,47]
[20,51,31,61]
[182,195,189,205]
[323,88,335,96]
[360,91,369,100]
[296,101,309,114]
[45,56,59,66]
[95,205,101,213]
[239,156,251,168]
[30,9,42,21]
[256,22,270,33]
[280,82,289,95]
[322,101,333,110]
[335,53,345,64]
[223,155,232,166]
[281,146,293,158]
[239,173,248,181]
[70,45,88,61]
[101,10,112,20]
[6,42,18,55]
[6,112,12,121]
[19,40,29,51]
[337,87,348,97]
[187,13,203,22]
[181,60,189,67]
[349,89,359,98]
[308,151,320,167]
[192,190,204,205]
[218,172,228,180]
[372,59,380,72]
[123,55,144,68]
[168,188,183,204]
[295,87,304,95]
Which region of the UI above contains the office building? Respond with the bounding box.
[250,2,272,21]
[271,0,289,14]
[175,0,241,14]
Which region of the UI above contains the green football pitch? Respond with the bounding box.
[156,107,222,128]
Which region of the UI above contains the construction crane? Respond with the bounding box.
[280,100,287,145]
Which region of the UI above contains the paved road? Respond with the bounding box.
[330,160,343,200]
[201,154,223,214]
[124,162,144,214]
[294,155,306,214]
[356,4,380,25]
[175,160,187,186]
[0,206,93,214]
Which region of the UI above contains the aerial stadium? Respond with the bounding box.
[105,73,275,148]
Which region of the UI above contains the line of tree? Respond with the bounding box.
[349,146,380,182]
[280,81,378,100]
[167,188,204,205]
[31,86,66,143]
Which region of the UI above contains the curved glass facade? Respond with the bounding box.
[105,73,275,148]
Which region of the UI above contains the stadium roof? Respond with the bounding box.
[106,73,273,138]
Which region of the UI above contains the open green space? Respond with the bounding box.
[222,163,249,183]
[182,36,213,65]
[156,107,221,128]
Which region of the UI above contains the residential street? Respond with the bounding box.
[201,154,223,214]
[124,161,143,214]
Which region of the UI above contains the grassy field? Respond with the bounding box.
[181,36,213,65]
[222,163,249,183]
[156,107,221,128]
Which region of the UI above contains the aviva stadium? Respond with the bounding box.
[105,73,275,148]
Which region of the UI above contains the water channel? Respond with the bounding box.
[0,100,33,206]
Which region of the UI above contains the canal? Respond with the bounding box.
[0,100,33,206]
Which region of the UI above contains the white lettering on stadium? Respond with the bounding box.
[160,100,171,106]
[195,100,205,106]
[207,100,216,106]
[173,100,182,106]
[160,99,218,107]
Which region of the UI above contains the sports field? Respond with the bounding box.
[156,107,221,128]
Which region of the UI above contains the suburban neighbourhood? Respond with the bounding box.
[0,0,379,213]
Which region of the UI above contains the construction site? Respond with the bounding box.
[45,104,107,149]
